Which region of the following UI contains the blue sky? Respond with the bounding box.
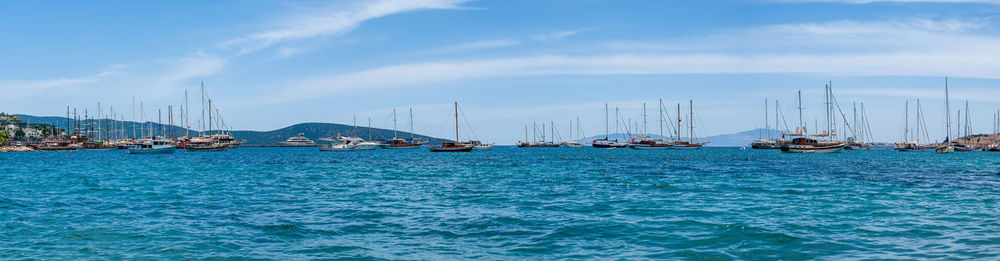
[2,0,1000,144]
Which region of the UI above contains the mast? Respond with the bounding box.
[368,118,372,141]
[208,99,213,136]
[965,101,970,137]
[945,77,951,142]
[409,108,414,140]
[658,99,664,137]
[569,120,573,140]
[131,97,136,139]
[798,90,804,135]
[201,82,206,134]
[453,102,459,142]
[689,100,694,142]
[604,103,609,139]
[533,122,537,143]
[765,98,769,140]
[524,125,528,143]
[392,108,397,139]
[904,100,909,143]
[916,99,922,144]
[775,100,779,140]
[677,103,681,141]
[185,89,189,137]
[642,102,647,135]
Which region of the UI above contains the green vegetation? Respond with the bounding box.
[0,131,10,144]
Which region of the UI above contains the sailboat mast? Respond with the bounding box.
[409,108,414,140]
[392,108,397,139]
[454,102,459,142]
[208,99,213,136]
[798,90,803,135]
[689,100,694,142]
[658,99,664,137]
[185,89,189,138]
[201,82,206,134]
[905,100,909,143]
[765,98,769,140]
[604,103,609,139]
[945,77,951,140]
[677,103,681,141]
[368,118,372,141]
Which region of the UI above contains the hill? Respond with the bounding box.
[14,114,446,145]
[231,122,445,145]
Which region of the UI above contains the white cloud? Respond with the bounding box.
[238,19,1000,107]
[0,65,125,99]
[222,0,469,55]
[421,39,523,54]
[532,29,590,42]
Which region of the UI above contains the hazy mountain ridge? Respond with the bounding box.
[14,114,446,145]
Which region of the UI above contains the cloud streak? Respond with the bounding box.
[256,19,1000,106]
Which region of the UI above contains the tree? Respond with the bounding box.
[0,131,10,144]
[14,128,25,140]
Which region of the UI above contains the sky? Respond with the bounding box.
[2,0,1000,144]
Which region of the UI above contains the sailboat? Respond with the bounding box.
[380,108,423,149]
[894,100,925,151]
[630,100,672,150]
[780,86,845,154]
[592,104,628,148]
[669,100,707,149]
[750,98,780,149]
[936,78,955,154]
[430,102,475,152]
[561,118,585,147]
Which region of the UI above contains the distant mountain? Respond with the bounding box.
[231,122,445,145]
[577,128,788,147]
[14,114,447,145]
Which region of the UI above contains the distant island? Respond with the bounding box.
[12,114,448,146]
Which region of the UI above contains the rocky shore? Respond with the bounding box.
[0,146,35,152]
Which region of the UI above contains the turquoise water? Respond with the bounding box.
[2,147,1000,259]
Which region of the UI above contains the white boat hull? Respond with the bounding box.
[473,145,493,150]
[319,145,355,151]
[935,146,954,154]
[127,146,176,154]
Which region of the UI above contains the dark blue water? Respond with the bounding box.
[2,147,1000,259]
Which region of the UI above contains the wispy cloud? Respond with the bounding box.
[0,65,125,99]
[532,29,590,42]
[421,39,523,54]
[221,0,470,56]
[248,19,1000,106]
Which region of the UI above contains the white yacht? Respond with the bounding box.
[127,139,176,154]
[320,136,378,151]
[278,133,316,147]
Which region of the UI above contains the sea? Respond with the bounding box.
[2,147,999,259]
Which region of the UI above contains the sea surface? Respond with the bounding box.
[2,147,1000,259]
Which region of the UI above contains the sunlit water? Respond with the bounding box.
[2,147,999,259]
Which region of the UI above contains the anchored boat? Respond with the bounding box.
[430,102,475,152]
[127,139,176,154]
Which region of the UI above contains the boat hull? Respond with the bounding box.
[935,146,955,154]
[430,145,475,152]
[127,146,176,154]
[319,146,355,151]
[780,144,844,154]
